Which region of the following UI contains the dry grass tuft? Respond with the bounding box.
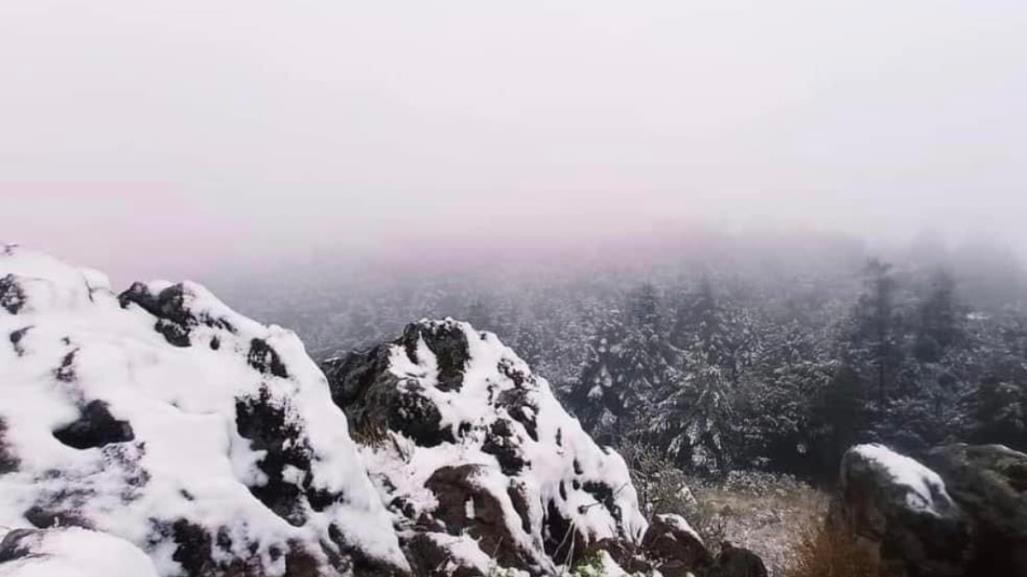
[783,524,877,577]
[350,419,390,447]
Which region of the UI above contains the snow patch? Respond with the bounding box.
[0,527,160,577]
[0,248,407,575]
[850,443,953,515]
[654,513,702,545]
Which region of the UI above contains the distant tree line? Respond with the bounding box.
[219,239,1027,481]
[559,261,1027,480]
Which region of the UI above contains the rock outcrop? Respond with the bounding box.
[0,248,408,577]
[923,444,1027,577]
[639,514,709,577]
[323,320,649,576]
[836,443,1027,577]
[708,542,768,577]
[0,527,161,577]
[835,444,970,577]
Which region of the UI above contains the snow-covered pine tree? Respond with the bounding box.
[655,281,744,475]
[572,283,678,445]
[845,258,904,405]
[737,319,835,473]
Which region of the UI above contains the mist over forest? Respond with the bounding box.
[214,228,1027,482]
[5,1,1027,575]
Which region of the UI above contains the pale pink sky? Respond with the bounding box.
[2,1,1026,285]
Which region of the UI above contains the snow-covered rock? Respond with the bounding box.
[322,320,648,576]
[0,527,160,577]
[923,444,1027,576]
[835,444,969,577]
[0,248,408,576]
[846,444,954,516]
[640,514,708,577]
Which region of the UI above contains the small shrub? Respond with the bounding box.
[350,420,389,448]
[617,440,695,519]
[783,524,877,577]
[567,550,605,577]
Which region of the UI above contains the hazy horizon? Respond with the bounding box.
[3,1,1026,285]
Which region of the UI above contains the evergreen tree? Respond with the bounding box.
[670,279,732,368]
[737,320,834,474]
[809,365,870,478]
[654,346,734,475]
[846,259,903,404]
[972,313,1027,450]
[572,284,679,444]
[914,269,963,363]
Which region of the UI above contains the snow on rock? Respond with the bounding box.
[639,514,709,577]
[845,444,954,515]
[0,248,408,576]
[322,320,648,576]
[836,443,969,577]
[0,527,160,577]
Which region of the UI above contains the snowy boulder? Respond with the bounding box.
[640,514,710,577]
[835,444,970,577]
[923,444,1027,576]
[322,320,648,576]
[0,527,160,577]
[0,248,409,576]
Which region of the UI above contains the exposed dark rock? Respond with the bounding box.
[709,542,768,577]
[0,529,39,563]
[0,274,26,314]
[170,520,218,576]
[835,444,971,577]
[0,252,411,577]
[582,481,613,508]
[120,283,194,347]
[388,384,453,447]
[24,505,90,529]
[496,380,540,442]
[322,320,647,577]
[165,519,285,577]
[322,345,395,410]
[543,499,580,563]
[54,349,77,382]
[235,387,315,526]
[426,465,540,572]
[324,343,454,447]
[0,418,18,474]
[52,400,135,450]
[400,322,470,392]
[924,444,1027,577]
[9,326,30,356]
[248,338,289,378]
[156,318,191,347]
[119,282,235,348]
[641,514,711,577]
[327,524,411,577]
[404,533,486,577]
[508,481,533,535]
[482,418,527,476]
[283,545,323,577]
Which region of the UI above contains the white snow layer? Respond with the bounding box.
[363,320,648,574]
[849,444,954,515]
[0,248,407,576]
[654,513,702,545]
[0,527,160,577]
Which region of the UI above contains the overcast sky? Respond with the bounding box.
[2,1,1025,284]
